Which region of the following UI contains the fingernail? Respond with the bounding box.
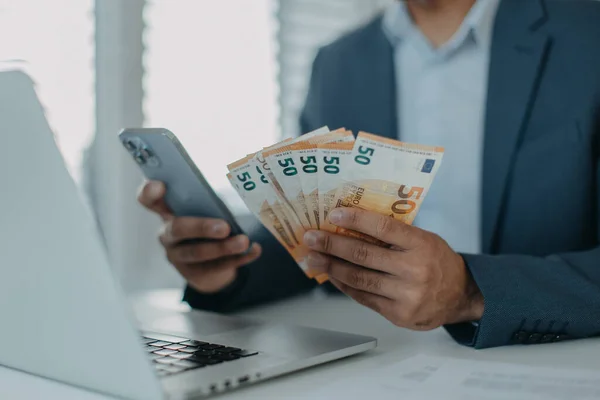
[229,235,248,252]
[303,230,322,247]
[212,221,229,236]
[307,252,328,271]
[251,243,262,254]
[329,209,344,224]
[148,181,163,198]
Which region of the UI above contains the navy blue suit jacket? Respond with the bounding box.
[185,0,600,348]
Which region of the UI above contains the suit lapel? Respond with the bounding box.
[356,17,397,140]
[481,0,551,253]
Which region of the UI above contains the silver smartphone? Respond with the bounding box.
[119,127,245,237]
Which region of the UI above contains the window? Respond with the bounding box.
[143,0,279,213]
[0,0,95,182]
[275,0,392,139]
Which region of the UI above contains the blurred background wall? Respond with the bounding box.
[0,0,391,292]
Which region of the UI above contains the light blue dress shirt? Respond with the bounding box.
[382,0,500,254]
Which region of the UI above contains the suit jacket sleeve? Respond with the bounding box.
[446,148,600,349]
[445,247,600,349]
[183,51,330,312]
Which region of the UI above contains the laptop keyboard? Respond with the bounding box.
[142,332,258,377]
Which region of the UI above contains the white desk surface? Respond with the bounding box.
[2,289,599,399]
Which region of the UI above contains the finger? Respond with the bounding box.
[307,251,399,298]
[328,208,423,249]
[179,243,262,279]
[304,230,400,275]
[137,181,172,221]
[329,277,396,317]
[166,235,251,264]
[161,217,231,245]
[177,243,262,293]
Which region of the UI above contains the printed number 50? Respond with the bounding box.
[391,185,423,215]
[354,146,375,165]
[237,171,256,191]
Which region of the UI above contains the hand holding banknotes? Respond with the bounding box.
[138,181,262,293]
[303,208,485,330]
[226,127,485,329]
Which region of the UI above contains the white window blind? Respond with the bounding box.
[143,0,279,213]
[275,0,392,138]
[0,0,95,182]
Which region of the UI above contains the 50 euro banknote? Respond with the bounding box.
[228,132,333,282]
[316,141,355,233]
[255,128,348,283]
[253,127,330,231]
[227,157,297,249]
[246,126,331,244]
[262,129,352,230]
[292,131,355,230]
[228,156,329,281]
[328,132,444,245]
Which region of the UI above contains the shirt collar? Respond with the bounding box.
[382,0,501,50]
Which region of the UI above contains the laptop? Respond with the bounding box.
[0,70,376,399]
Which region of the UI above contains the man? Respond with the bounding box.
[138,0,600,349]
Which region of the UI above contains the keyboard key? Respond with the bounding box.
[187,355,223,365]
[142,338,158,345]
[185,355,209,363]
[193,349,217,357]
[145,346,158,352]
[216,347,242,354]
[149,354,166,361]
[142,333,189,343]
[174,360,205,369]
[154,357,178,365]
[200,344,224,350]
[148,341,172,348]
[180,340,208,347]
[169,352,193,360]
[178,346,199,353]
[153,349,178,356]
[212,353,241,362]
[235,350,259,357]
[163,344,186,351]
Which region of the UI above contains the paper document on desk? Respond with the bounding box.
[306,355,439,399]
[308,355,600,400]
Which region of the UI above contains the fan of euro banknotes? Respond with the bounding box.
[227,127,444,283]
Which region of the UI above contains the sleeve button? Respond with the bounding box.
[513,331,529,344]
[553,334,572,342]
[540,334,555,344]
[528,333,543,344]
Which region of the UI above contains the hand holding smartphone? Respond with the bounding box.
[120,128,261,294]
[119,128,245,237]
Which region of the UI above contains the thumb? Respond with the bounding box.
[137,180,173,221]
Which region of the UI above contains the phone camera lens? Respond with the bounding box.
[134,152,146,165]
[124,139,137,151]
[139,146,159,167]
[140,147,153,159]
